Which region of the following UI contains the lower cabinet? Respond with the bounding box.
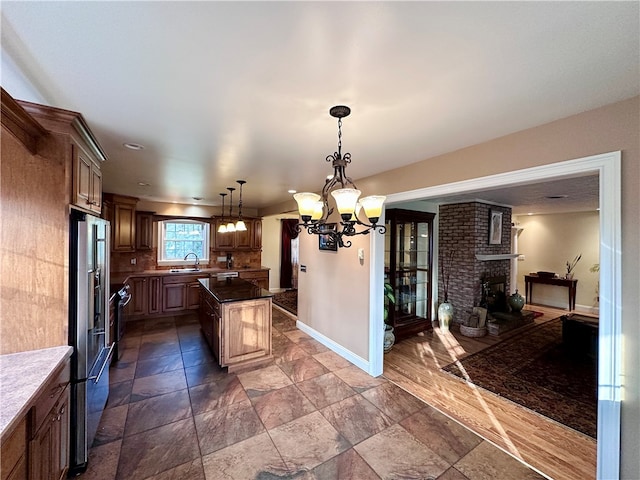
[163,274,209,313]
[1,360,70,480]
[29,386,69,480]
[221,299,271,367]
[199,286,271,371]
[238,270,269,290]
[147,277,162,315]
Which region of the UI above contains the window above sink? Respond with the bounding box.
[157,219,210,267]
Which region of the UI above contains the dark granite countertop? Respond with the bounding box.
[198,277,273,303]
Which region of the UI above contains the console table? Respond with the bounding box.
[525,274,577,310]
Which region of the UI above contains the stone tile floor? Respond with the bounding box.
[79,308,546,479]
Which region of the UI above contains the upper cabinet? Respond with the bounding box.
[16,99,108,216]
[213,218,262,251]
[135,211,154,251]
[72,140,102,214]
[103,194,139,252]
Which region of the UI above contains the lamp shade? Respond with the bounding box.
[218,223,227,233]
[311,201,324,220]
[359,195,386,222]
[349,201,363,222]
[235,220,247,231]
[226,222,236,233]
[294,192,321,219]
[331,188,361,216]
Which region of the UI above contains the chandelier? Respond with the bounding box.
[293,106,386,248]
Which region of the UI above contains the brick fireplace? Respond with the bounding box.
[438,202,512,323]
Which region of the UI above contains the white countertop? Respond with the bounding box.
[0,345,73,440]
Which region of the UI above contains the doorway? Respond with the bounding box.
[370,151,621,479]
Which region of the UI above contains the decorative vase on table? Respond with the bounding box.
[508,289,525,312]
[438,300,454,331]
[383,324,395,353]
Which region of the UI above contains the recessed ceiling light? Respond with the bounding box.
[192,197,203,201]
[288,189,297,194]
[137,182,150,186]
[123,142,145,150]
[545,194,568,199]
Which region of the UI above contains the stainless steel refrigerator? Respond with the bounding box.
[68,211,113,475]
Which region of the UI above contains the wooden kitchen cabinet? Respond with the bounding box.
[222,298,271,367]
[1,417,27,480]
[104,194,138,252]
[213,218,262,251]
[16,99,108,217]
[252,219,262,250]
[29,387,69,480]
[147,277,162,315]
[127,277,149,317]
[163,274,209,313]
[135,211,154,251]
[213,219,235,249]
[28,360,70,480]
[199,289,219,360]
[238,269,269,290]
[199,280,272,371]
[72,141,103,214]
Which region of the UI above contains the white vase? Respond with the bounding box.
[438,301,454,331]
[383,324,395,353]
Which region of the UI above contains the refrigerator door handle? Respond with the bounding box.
[88,344,114,384]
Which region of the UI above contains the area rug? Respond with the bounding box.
[442,317,597,438]
[272,289,297,316]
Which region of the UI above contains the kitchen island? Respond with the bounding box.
[198,278,273,372]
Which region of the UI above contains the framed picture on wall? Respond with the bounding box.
[489,210,503,245]
[318,223,338,251]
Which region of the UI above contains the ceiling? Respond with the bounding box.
[1,2,638,214]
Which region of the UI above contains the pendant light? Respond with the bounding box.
[235,180,247,232]
[226,187,236,233]
[217,193,228,233]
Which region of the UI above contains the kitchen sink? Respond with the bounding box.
[169,268,201,273]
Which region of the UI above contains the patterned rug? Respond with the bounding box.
[442,317,597,438]
[272,289,297,316]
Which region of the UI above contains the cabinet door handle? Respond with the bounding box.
[49,384,64,398]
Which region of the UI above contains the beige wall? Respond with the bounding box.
[514,211,600,313]
[273,96,639,478]
[297,228,371,360]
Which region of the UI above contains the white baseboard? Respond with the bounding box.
[295,320,371,374]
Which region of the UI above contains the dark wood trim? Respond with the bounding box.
[16,99,108,162]
[1,88,48,154]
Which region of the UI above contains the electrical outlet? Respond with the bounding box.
[217,256,227,262]
[130,258,137,265]
[518,255,525,261]
[300,265,307,272]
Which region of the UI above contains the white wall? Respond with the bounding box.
[515,211,599,313]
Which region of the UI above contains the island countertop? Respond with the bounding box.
[198,277,273,303]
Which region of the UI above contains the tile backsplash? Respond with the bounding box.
[111,248,262,274]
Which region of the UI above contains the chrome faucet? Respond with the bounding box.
[184,252,200,270]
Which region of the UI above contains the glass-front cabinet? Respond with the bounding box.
[384,209,435,341]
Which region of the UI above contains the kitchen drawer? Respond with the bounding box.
[1,417,27,480]
[238,270,267,280]
[29,360,70,437]
[162,274,209,284]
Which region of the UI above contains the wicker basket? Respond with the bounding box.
[459,325,487,337]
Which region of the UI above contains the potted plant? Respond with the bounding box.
[565,254,582,279]
[383,283,396,352]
